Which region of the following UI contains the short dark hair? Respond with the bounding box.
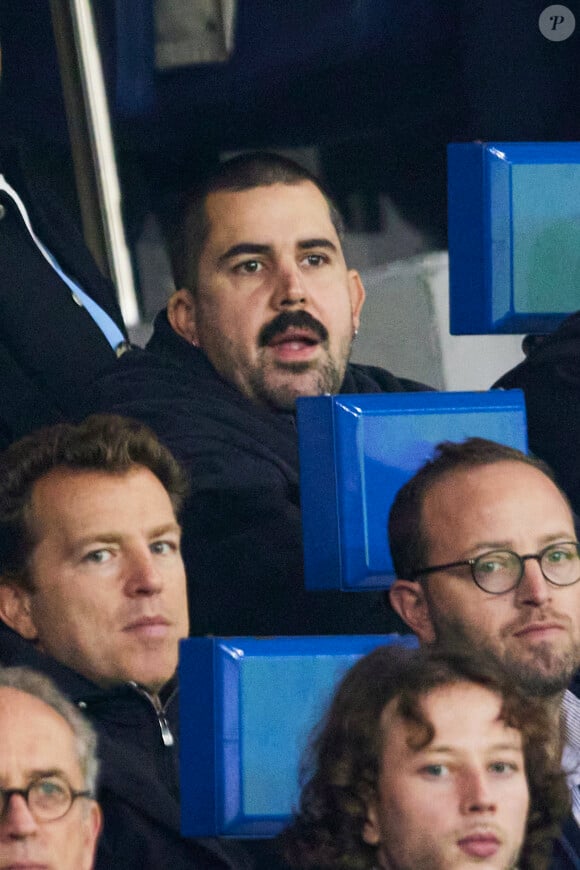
[388,437,567,580]
[0,414,189,589]
[171,151,345,293]
[280,644,569,870]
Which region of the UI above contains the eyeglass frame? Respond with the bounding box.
[0,776,92,823]
[409,540,580,594]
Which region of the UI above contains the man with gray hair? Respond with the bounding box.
[0,665,102,870]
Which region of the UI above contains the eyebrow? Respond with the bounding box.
[297,238,338,253]
[420,740,522,755]
[148,523,182,540]
[217,243,272,265]
[72,522,181,550]
[217,237,338,266]
[461,532,576,556]
[0,768,68,786]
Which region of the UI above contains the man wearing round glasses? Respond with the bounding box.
[388,437,580,864]
[388,437,580,698]
[0,666,101,870]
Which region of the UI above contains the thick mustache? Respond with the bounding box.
[258,311,328,347]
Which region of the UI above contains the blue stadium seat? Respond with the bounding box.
[179,634,417,837]
[297,390,527,590]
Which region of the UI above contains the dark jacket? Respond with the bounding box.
[495,311,580,516]
[0,622,251,870]
[551,817,580,869]
[83,310,429,637]
[0,141,126,447]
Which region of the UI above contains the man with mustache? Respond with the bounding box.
[387,437,580,866]
[85,151,430,636]
[0,414,251,870]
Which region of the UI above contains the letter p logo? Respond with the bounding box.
[539,5,576,40]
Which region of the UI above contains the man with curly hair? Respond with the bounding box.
[281,645,568,870]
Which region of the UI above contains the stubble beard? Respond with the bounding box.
[246,339,352,411]
[429,610,578,698]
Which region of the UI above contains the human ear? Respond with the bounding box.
[389,579,437,643]
[0,582,38,641]
[347,270,366,332]
[81,802,103,870]
[362,801,381,846]
[167,289,199,345]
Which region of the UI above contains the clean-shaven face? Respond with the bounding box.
[364,682,529,869]
[11,466,189,693]
[0,687,101,870]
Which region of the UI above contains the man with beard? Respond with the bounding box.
[5,147,580,640]
[84,152,430,637]
[388,437,580,866]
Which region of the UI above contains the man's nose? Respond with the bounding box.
[272,261,307,308]
[124,549,163,596]
[459,770,497,815]
[515,556,551,607]
[0,793,38,839]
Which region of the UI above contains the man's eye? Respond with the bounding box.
[150,541,176,555]
[83,549,111,564]
[546,545,577,563]
[488,761,518,775]
[235,260,262,274]
[37,778,67,797]
[303,253,326,267]
[478,560,503,574]
[420,764,448,778]
[477,552,514,573]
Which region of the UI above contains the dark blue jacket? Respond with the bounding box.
[82,310,429,638]
[0,622,251,870]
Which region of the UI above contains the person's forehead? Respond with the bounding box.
[30,465,173,523]
[0,686,70,731]
[422,460,572,530]
[0,688,80,772]
[203,181,338,248]
[381,683,517,755]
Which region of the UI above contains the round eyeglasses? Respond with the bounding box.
[0,775,91,823]
[410,541,580,594]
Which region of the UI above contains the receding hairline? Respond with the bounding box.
[418,457,574,566]
[422,457,571,512]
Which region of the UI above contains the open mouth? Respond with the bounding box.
[266,328,321,359]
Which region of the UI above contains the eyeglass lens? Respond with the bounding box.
[474,542,580,592]
[1,777,73,821]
